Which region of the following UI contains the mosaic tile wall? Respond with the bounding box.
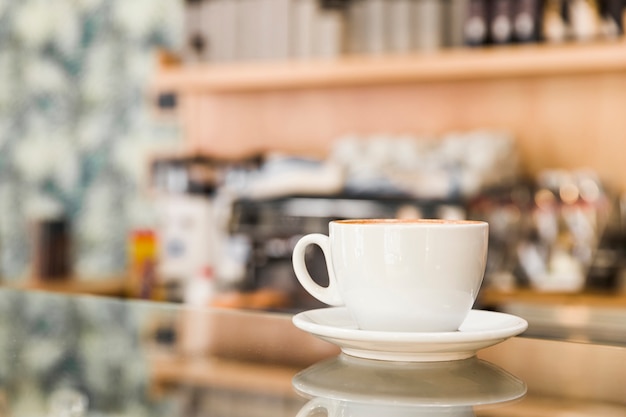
[0,0,183,280]
[0,289,180,416]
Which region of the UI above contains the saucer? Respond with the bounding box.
[292,308,528,362]
[293,354,527,407]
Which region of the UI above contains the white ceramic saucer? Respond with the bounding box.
[292,308,528,362]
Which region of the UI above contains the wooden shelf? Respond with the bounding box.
[151,40,626,193]
[154,41,626,93]
[5,277,128,297]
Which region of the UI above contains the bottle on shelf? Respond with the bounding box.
[179,266,217,357]
[184,266,217,307]
[512,0,542,43]
[128,229,160,300]
[464,0,490,46]
[489,0,514,44]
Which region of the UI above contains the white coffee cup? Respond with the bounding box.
[292,219,489,332]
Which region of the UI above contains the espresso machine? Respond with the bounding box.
[229,194,468,312]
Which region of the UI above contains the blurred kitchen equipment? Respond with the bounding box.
[469,183,533,291]
[229,194,469,312]
[151,156,220,301]
[330,132,519,200]
[31,217,72,281]
[524,169,612,292]
[472,169,620,293]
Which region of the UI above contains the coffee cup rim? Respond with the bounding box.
[332,219,487,227]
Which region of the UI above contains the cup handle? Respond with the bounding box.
[292,233,343,306]
[295,398,338,417]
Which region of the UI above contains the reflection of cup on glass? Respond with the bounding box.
[292,219,489,332]
[293,354,526,417]
[296,397,474,417]
[32,218,72,281]
[48,387,88,417]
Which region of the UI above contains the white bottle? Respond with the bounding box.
[185,266,216,307]
[180,267,216,357]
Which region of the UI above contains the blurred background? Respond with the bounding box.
[1,0,626,329]
[1,1,626,415]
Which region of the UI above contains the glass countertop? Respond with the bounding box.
[1,288,625,417]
